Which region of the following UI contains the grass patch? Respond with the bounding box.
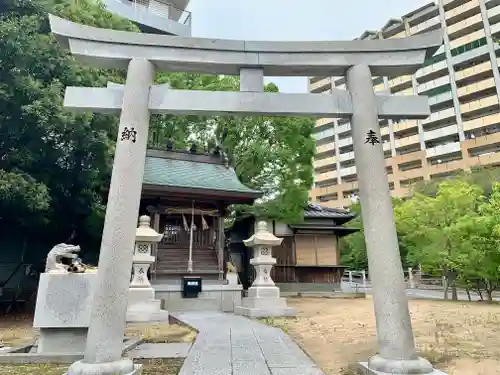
[0,364,68,375]
[138,358,184,375]
[0,359,184,375]
[125,323,196,344]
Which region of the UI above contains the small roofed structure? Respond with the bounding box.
[226,203,359,291]
[140,147,261,283]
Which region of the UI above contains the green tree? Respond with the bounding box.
[0,0,135,260]
[340,198,407,270]
[150,74,316,223]
[395,179,484,300]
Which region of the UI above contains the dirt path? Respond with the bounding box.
[269,298,500,375]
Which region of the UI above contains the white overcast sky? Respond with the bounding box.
[186,0,432,93]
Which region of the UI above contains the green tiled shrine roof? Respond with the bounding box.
[143,154,261,196]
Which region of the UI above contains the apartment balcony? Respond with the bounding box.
[314,157,336,169]
[395,134,420,149]
[424,124,459,141]
[383,141,392,151]
[463,112,500,131]
[417,76,450,94]
[340,166,357,177]
[338,151,355,163]
[102,0,192,36]
[454,60,492,82]
[457,77,496,98]
[316,142,335,154]
[421,107,456,126]
[447,13,483,38]
[452,44,489,66]
[449,29,486,49]
[337,137,353,148]
[313,185,339,198]
[445,0,480,22]
[425,142,462,158]
[314,128,335,141]
[416,59,448,80]
[336,122,351,135]
[393,120,418,134]
[310,77,331,93]
[410,16,440,35]
[315,171,337,183]
[316,118,334,128]
[428,91,454,108]
[460,94,499,115]
[488,4,500,24]
[381,126,389,136]
[389,75,412,92]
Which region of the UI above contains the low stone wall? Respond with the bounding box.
[154,284,242,312]
[275,282,341,293]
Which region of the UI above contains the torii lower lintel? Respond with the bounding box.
[64,86,431,120]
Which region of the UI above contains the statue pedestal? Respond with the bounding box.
[126,287,169,323]
[126,216,168,323]
[234,221,295,318]
[34,273,96,353]
[235,286,295,318]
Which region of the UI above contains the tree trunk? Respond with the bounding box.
[485,281,494,302]
[451,284,458,301]
[443,277,449,300]
[465,287,472,302]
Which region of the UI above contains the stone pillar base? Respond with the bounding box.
[126,288,169,323]
[66,358,142,375]
[234,296,296,318]
[358,355,447,374]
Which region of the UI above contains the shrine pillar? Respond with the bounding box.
[347,64,433,374]
[67,59,155,375]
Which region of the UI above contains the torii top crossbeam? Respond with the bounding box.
[49,14,441,77]
[49,15,442,120]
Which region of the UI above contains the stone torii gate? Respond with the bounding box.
[48,15,444,375]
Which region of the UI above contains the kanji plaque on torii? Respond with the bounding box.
[48,14,443,375]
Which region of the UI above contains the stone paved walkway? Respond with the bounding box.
[171,312,325,375]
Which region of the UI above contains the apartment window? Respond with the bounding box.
[400,176,424,188]
[373,77,384,86]
[399,160,422,171]
[386,166,393,174]
[318,193,338,202]
[389,182,395,190]
[466,124,500,140]
[315,180,337,188]
[422,53,446,67]
[384,150,392,159]
[421,84,452,98]
[469,143,500,157]
[343,189,359,199]
[450,37,487,57]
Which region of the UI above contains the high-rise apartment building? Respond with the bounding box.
[102,0,191,36]
[309,0,500,208]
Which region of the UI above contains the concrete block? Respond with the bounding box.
[34,273,96,328]
[358,362,447,375]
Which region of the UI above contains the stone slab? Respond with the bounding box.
[358,362,448,375]
[64,363,143,375]
[126,309,169,323]
[34,273,96,328]
[234,305,296,318]
[37,328,87,354]
[126,343,191,359]
[270,368,325,375]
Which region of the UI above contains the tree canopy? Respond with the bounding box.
[0,0,315,266]
[341,169,500,300]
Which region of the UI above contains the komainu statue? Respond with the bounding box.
[45,243,97,273]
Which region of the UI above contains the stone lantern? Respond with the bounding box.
[234,221,295,317]
[126,215,168,322]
